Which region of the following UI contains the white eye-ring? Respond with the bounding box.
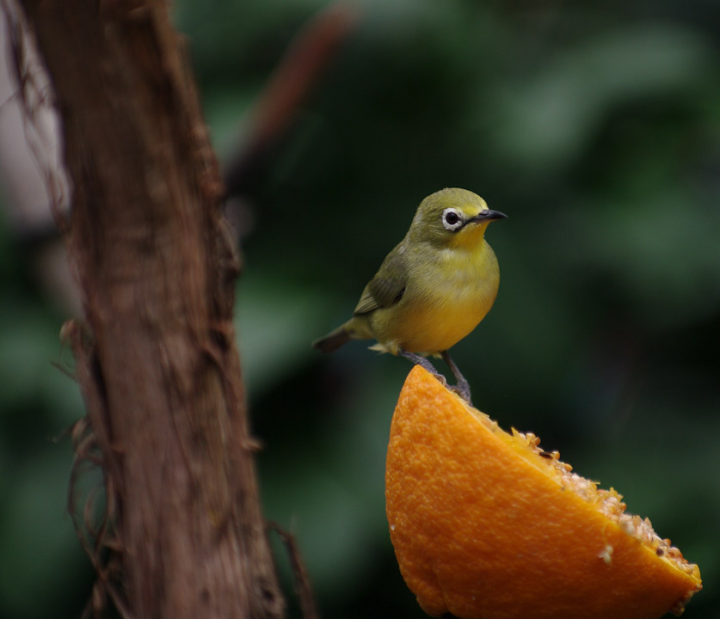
[442,208,464,231]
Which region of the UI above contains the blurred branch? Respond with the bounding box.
[6,1,284,618]
[269,523,319,619]
[223,2,357,197]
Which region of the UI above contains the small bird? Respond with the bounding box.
[313,188,506,402]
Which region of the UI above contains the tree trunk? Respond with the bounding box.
[13,1,285,617]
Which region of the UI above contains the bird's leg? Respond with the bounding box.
[399,349,447,387]
[441,351,472,404]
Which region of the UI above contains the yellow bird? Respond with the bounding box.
[313,187,506,402]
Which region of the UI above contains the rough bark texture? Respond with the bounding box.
[15,1,285,617]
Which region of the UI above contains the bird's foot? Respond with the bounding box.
[441,350,473,405]
[399,349,472,401]
[399,349,447,386]
[448,380,472,405]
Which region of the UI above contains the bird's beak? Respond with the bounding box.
[468,209,508,224]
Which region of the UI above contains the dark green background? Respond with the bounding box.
[1,1,718,617]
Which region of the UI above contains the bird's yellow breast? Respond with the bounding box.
[369,240,500,355]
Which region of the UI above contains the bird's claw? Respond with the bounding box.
[429,373,472,405]
[430,372,448,388]
[449,381,472,405]
[398,348,473,404]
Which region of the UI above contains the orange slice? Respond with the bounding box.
[386,366,701,619]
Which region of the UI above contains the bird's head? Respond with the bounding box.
[408,188,507,249]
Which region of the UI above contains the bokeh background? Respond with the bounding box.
[1,0,719,617]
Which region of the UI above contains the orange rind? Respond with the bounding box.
[385,366,701,619]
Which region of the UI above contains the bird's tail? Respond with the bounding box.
[312,325,351,353]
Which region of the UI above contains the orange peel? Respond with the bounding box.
[385,366,701,619]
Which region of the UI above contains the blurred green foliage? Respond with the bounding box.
[1,0,719,617]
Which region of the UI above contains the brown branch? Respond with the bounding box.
[9,1,285,617]
[223,2,358,197]
[269,523,320,619]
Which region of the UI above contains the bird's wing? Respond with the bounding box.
[353,245,409,316]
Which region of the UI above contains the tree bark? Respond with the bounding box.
[13,1,285,617]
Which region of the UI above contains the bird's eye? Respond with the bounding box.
[442,208,463,231]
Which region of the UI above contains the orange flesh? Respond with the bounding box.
[385,366,701,619]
